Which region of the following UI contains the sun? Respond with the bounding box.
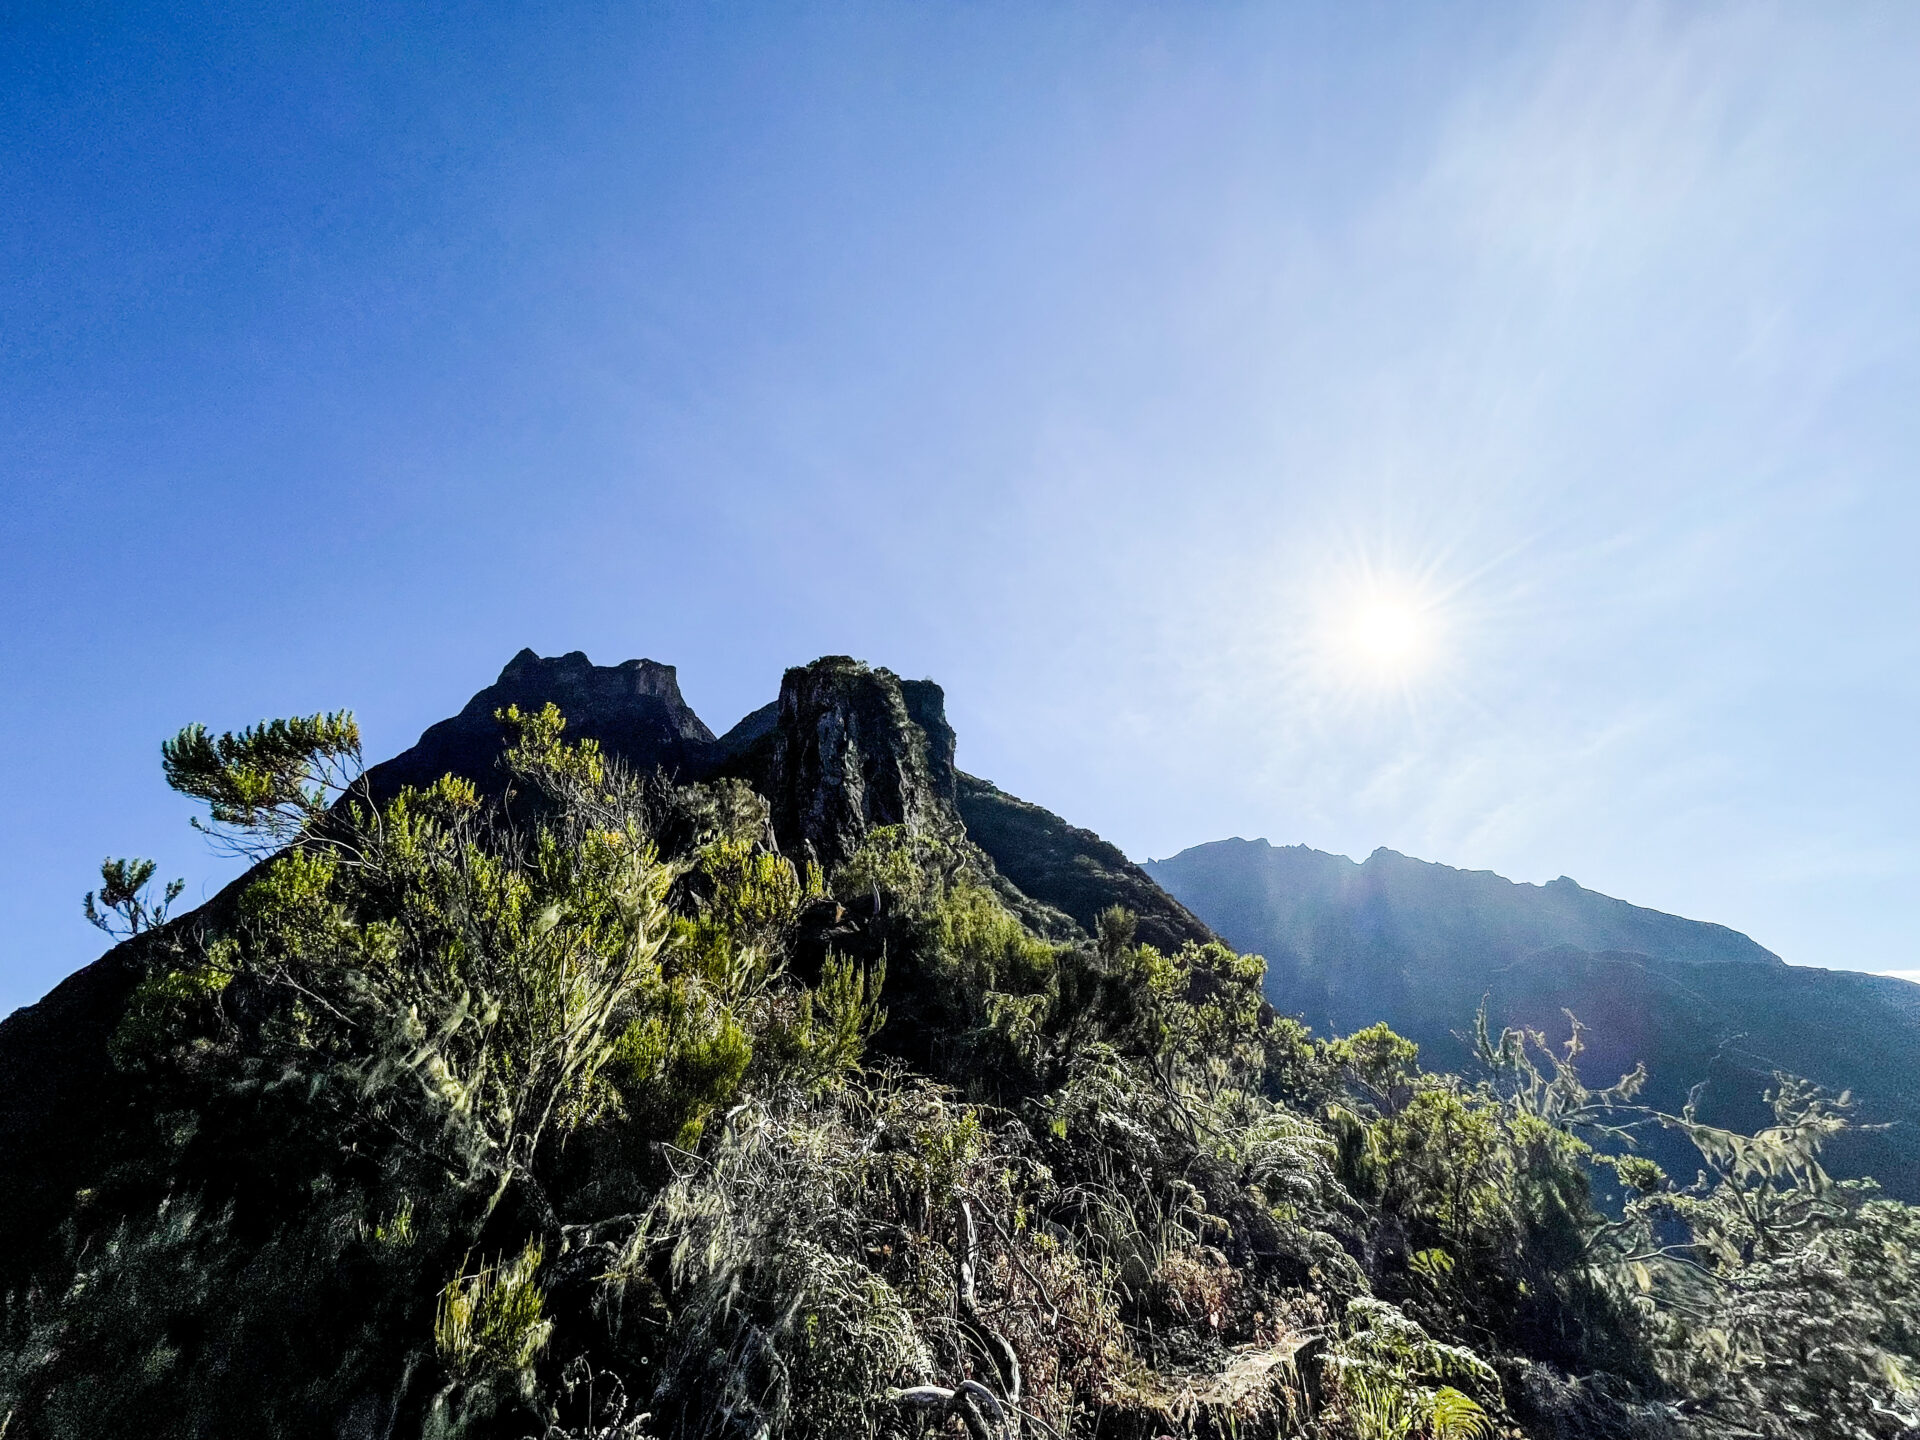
[1328,585,1442,686]
[1294,545,1458,698]
[1348,598,1431,672]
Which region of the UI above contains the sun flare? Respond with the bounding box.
[1319,579,1444,687]
[1348,598,1431,672]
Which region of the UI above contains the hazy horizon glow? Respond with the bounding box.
[5,2,1920,1011]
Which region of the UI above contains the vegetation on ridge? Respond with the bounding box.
[3,703,1918,1439]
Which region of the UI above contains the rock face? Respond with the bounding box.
[361,650,715,801]
[342,648,1204,949]
[757,658,960,869]
[899,679,958,803]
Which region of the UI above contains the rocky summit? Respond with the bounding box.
[367,649,1209,950]
[361,650,717,800]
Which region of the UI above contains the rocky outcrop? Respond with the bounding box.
[754,658,962,869]
[361,650,716,800]
[324,648,1205,945]
[899,679,958,803]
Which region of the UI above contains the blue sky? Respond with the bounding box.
[5,2,1919,1013]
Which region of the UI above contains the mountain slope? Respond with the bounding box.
[5,656,1919,1439]
[955,773,1213,954]
[1147,837,1920,1199]
[1149,839,1780,979]
[0,652,1210,1275]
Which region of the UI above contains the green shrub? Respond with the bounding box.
[9,699,1915,1440]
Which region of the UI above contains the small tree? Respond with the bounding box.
[160,711,362,855]
[82,857,184,939]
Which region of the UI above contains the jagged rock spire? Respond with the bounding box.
[760,657,963,868]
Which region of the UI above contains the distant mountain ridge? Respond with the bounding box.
[1149,839,1782,980]
[1147,836,1920,1200]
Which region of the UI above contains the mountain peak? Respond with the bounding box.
[363,649,714,800]
[759,656,960,868]
[357,650,1208,953]
[482,649,702,725]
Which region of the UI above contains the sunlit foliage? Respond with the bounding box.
[2,701,1915,1440]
